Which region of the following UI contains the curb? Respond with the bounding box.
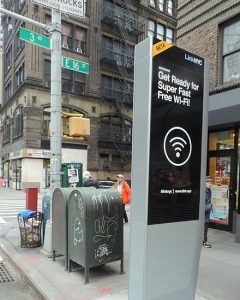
[0,237,62,300]
[0,236,204,300]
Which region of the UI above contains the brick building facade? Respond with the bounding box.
[177,0,240,232]
[0,0,176,190]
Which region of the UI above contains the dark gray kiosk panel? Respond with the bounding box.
[129,38,209,300]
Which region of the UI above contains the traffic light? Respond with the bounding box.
[61,112,90,140]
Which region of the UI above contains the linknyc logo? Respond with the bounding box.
[184,53,203,66]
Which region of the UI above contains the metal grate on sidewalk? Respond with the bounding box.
[0,262,15,283]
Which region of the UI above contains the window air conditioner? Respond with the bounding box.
[76,48,83,53]
[62,43,69,49]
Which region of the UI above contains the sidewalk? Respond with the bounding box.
[0,189,240,299]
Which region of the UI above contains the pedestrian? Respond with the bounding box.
[113,174,131,223]
[83,171,99,188]
[203,176,212,248]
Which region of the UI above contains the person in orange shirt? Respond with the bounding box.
[113,174,131,223]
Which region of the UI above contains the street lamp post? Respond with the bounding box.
[42,9,62,255]
[0,5,62,255]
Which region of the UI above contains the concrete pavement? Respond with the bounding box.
[0,188,240,299]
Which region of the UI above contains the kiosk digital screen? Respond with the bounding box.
[148,39,204,225]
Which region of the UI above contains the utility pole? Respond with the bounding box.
[49,10,62,199]
[0,5,62,255]
[42,9,62,255]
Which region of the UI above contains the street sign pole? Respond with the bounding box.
[43,9,62,255]
[0,7,48,30]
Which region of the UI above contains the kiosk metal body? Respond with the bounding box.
[129,37,209,300]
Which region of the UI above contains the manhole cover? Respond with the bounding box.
[0,262,15,283]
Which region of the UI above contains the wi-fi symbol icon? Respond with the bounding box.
[164,127,192,167]
[169,137,187,158]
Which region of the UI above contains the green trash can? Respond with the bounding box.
[62,163,83,188]
[52,188,73,270]
[68,188,124,283]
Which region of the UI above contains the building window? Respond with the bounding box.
[149,0,156,8]
[13,107,24,138]
[73,71,85,95]
[209,130,235,151]
[61,22,87,54]
[102,36,134,68]
[222,19,240,83]
[100,115,132,142]
[5,81,12,102]
[19,0,26,11]
[159,0,165,11]
[44,60,51,87]
[102,75,133,102]
[43,107,51,137]
[7,17,12,38]
[3,117,11,143]
[44,60,85,94]
[16,63,25,88]
[62,22,72,50]
[62,68,73,92]
[148,20,155,37]
[149,0,174,15]
[148,20,174,43]
[167,0,173,15]
[16,25,25,54]
[5,46,12,73]
[74,26,86,54]
[62,68,85,94]
[157,24,164,40]
[166,27,173,43]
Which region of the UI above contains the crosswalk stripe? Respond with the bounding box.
[0,205,26,208]
[0,215,17,220]
[0,199,44,223]
[0,204,42,206]
[0,212,42,215]
[0,208,42,212]
[0,207,42,210]
[0,217,6,223]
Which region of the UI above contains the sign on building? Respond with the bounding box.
[32,0,85,18]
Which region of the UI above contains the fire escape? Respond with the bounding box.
[101,0,144,166]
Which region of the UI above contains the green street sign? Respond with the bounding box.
[19,27,50,49]
[62,56,89,74]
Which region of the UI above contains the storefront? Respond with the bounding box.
[208,128,240,231]
[208,87,240,232]
[2,148,88,191]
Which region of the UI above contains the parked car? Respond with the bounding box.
[97,180,115,189]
